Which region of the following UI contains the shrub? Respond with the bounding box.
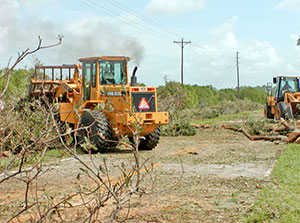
[0,68,32,100]
[161,121,196,136]
[157,82,265,136]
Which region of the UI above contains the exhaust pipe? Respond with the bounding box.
[131,66,138,86]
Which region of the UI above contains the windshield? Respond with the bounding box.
[99,60,127,85]
[280,77,299,92]
[277,77,300,98]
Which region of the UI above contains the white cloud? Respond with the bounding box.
[184,16,297,88]
[145,0,205,16]
[209,16,238,52]
[242,41,284,72]
[0,0,19,27]
[20,0,56,11]
[212,16,237,36]
[274,0,300,11]
[0,0,19,55]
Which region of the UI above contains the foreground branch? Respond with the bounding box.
[0,35,63,99]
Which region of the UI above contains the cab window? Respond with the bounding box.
[99,60,126,85]
[278,77,300,99]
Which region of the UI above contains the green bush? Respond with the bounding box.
[157,82,265,136]
[0,68,32,99]
[240,86,267,104]
[161,121,196,136]
[218,88,237,102]
[0,99,57,153]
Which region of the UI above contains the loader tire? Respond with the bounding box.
[138,127,160,150]
[54,113,74,145]
[287,106,293,120]
[78,111,111,153]
[275,102,287,120]
[264,103,274,119]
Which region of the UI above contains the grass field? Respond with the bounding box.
[244,144,300,222]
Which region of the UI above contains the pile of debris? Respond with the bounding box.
[222,118,300,144]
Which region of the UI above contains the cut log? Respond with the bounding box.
[288,129,300,142]
[274,127,288,133]
[295,137,300,144]
[279,118,295,132]
[191,124,210,129]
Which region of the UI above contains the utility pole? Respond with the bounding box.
[174,38,191,85]
[236,51,240,100]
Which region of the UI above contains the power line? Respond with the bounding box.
[101,0,182,39]
[77,0,173,43]
[80,0,237,59]
[78,0,240,80]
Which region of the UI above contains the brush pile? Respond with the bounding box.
[222,118,300,144]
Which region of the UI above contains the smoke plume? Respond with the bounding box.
[0,1,145,67]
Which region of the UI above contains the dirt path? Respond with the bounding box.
[0,112,285,222]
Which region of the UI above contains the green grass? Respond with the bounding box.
[244,144,300,222]
[41,148,69,161]
[192,110,256,125]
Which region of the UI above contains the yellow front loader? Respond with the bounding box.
[264,76,300,120]
[29,56,169,151]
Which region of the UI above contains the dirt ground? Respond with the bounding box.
[0,111,285,222]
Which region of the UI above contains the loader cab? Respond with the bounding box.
[80,56,130,101]
[274,76,300,101]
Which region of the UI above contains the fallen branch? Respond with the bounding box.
[221,124,287,142]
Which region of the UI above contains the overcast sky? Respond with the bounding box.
[0,0,300,88]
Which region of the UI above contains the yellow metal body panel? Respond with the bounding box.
[266,96,277,114]
[59,103,77,123]
[267,92,300,116]
[107,111,169,136]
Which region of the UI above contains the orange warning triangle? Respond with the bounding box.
[138,97,150,110]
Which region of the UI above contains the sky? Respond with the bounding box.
[0,0,300,89]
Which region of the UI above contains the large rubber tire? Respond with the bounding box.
[275,102,287,120]
[78,111,111,152]
[264,103,274,119]
[138,127,160,151]
[287,105,294,120]
[54,113,75,145]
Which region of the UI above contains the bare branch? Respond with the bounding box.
[0,35,63,99]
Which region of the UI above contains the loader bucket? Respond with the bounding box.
[289,101,300,119]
